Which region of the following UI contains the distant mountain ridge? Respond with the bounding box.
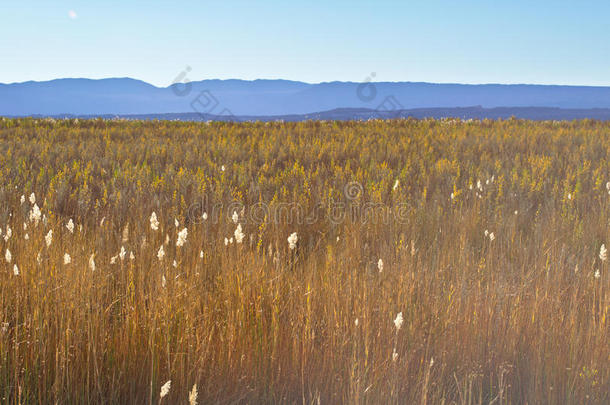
[4,78,610,117]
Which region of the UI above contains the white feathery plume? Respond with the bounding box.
[3,225,11,242]
[66,219,74,233]
[160,380,171,399]
[29,204,41,226]
[394,312,403,332]
[150,212,159,231]
[234,224,245,244]
[45,230,53,247]
[287,232,298,250]
[189,383,198,405]
[176,228,188,247]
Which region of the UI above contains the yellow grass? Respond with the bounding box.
[0,118,608,403]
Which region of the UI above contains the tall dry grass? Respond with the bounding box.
[0,117,608,403]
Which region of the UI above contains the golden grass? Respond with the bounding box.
[0,117,608,404]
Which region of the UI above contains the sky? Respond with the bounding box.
[1,1,610,87]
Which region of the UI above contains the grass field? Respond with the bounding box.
[0,118,608,404]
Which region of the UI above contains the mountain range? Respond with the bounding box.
[4,78,610,119]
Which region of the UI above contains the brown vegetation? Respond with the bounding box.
[0,118,608,403]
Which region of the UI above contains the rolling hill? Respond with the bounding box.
[4,78,610,119]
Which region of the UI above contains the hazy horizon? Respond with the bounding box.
[6,76,610,88]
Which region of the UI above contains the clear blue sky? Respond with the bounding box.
[2,1,609,86]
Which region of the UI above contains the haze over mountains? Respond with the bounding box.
[4,78,610,119]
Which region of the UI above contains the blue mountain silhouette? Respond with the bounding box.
[3,78,610,117]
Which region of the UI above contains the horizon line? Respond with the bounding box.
[3,76,610,89]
